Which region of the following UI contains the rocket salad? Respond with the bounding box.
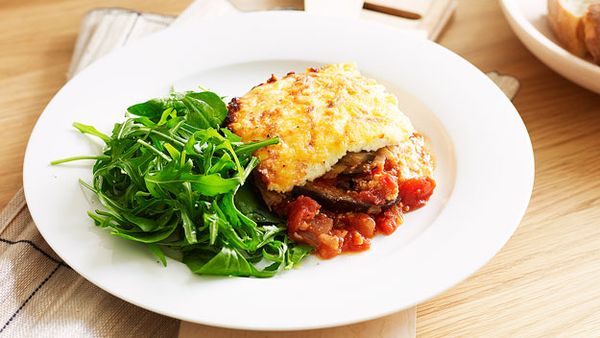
[52,90,312,277]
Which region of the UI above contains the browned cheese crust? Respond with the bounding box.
[226,63,415,193]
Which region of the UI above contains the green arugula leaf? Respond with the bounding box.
[52,89,307,278]
[183,246,280,278]
[127,98,166,119]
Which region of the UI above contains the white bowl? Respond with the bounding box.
[500,0,600,94]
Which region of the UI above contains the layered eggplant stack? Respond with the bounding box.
[227,64,435,258]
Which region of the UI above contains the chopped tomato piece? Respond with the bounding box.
[354,173,399,205]
[342,230,371,252]
[399,177,436,211]
[288,196,340,256]
[342,213,376,238]
[375,205,403,235]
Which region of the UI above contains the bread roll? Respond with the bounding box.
[583,3,600,63]
[547,0,600,64]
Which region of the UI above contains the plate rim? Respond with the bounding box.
[23,11,535,330]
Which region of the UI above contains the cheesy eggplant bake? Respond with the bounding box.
[228,63,435,259]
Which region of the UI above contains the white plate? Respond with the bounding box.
[23,12,534,330]
[501,0,600,94]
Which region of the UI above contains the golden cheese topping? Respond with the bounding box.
[227,63,415,193]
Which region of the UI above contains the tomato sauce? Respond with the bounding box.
[287,151,435,258]
[287,173,435,259]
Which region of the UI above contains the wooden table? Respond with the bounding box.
[1,0,599,336]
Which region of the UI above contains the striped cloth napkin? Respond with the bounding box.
[0,1,519,337]
[0,190,179,337]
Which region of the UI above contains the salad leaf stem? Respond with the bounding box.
[50,155,110,165]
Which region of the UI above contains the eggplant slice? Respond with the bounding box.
[292,182,394,213]
[320,151,377,178]
[257,148,401,214]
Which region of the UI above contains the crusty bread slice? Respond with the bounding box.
[547,0,591,57]
[583,3,600,63]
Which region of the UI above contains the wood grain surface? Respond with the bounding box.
[1,0,599,337]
